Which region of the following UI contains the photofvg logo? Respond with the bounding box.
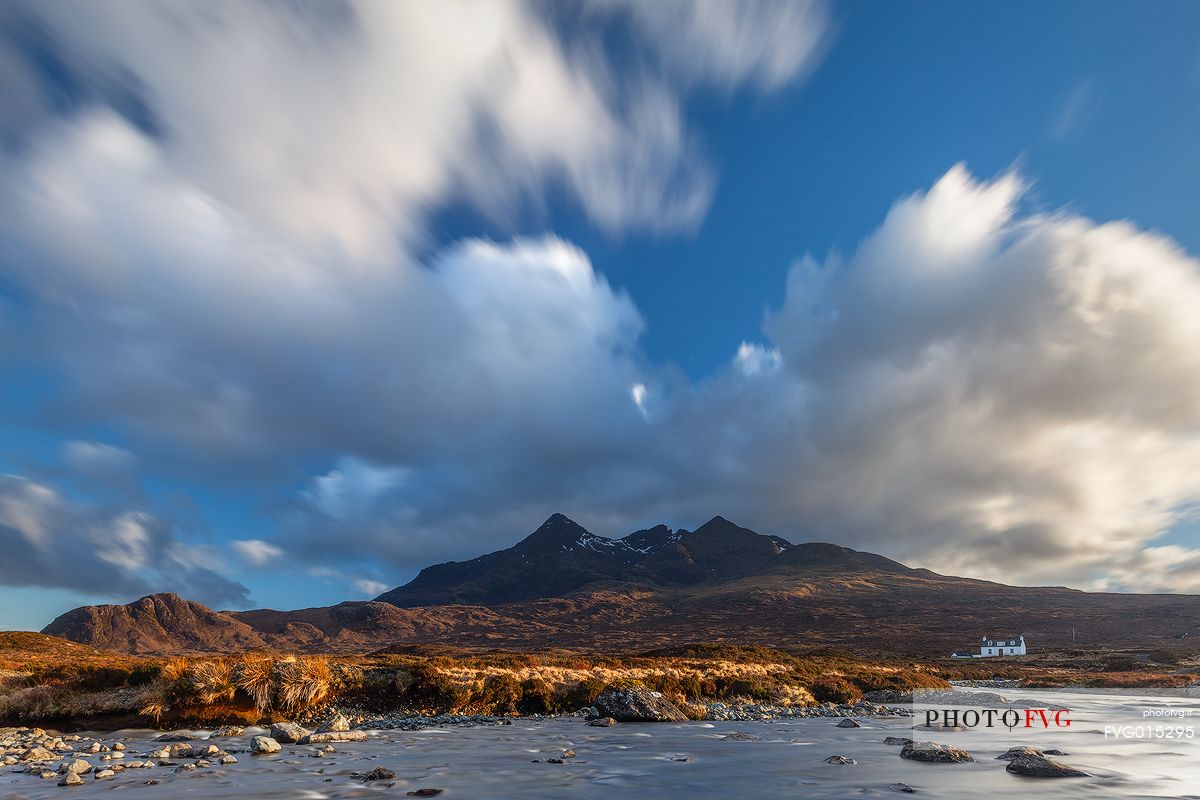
[912,686,1200,748]
[923,707,1071,731]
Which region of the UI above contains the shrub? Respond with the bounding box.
[560,676,606,710]
[809,675,861,704]
[475,673,521,714]
[402,662,469,712]
[128,664,162,686]
[234,656,276,713]
[275,657,334,713]
[517,677,556,715]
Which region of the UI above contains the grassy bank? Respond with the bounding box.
[0,639,948,729]
[3,635,1195,730]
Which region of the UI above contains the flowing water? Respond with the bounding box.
[4,688,1199,799]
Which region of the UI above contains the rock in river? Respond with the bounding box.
[899,741,974,763]
[587,717,616,727]
[250,736,281,755]
[1005,754,1089,778]
[836,719,862,728]
[592,686,688,722]
[269,722,311,744]
[301,730,368,744]
[823,754,857,764]
[316,714,352,733]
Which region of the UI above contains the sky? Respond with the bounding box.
[2,1,1200,630]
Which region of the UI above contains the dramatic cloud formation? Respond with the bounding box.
[753,166,1200,589]
[2,1,1199,605]
[0,474,250,606]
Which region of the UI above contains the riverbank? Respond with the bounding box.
[4,686,1198,799]
[2,636,1194,732]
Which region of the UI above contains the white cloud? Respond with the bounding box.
[747,165,1200,589]
[231,539,284,568]
[594,0,831,91]
[354,579,390,597]
[1,0,825,253]
[0,474,249,605]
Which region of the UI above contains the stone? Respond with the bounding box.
[315,714,351,733]
[111,743,125,752]
[592,687,689,722]
[406,790,443,798]
[887,782,917,793]
[21,747,56,762]
[58,759,92,775]
[155,734,192,742]
[836,719,862,728]
[219,755,238,765]
[899,741,974,763]
[40,770,58,779]
[208,726,245,738]
[94,769,116,779]
[995,746,1044,760]
[167,743,196,759]
[269,722,311,744]
[1005,754,1089,778]
[587,717,617,727]
[721,732,759,741]
[884,737,913,746]
[57,771,83,786]
[300,730,368,744]
[561,749,576,759]
[250,736,281,755]
[364,766,395,781]
[823,754,857,764]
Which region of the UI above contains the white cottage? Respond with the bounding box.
[950,634,1027,658]
[979,635,1026,657]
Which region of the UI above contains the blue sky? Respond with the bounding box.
[3,1,1200,630]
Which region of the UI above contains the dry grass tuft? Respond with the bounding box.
[185,659,235,704]
[234,656,276,713]
[274,656,334,713]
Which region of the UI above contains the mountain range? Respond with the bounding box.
[41,514,1200,655]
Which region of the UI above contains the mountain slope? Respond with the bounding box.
[38,514,1200,655]
[41,592,267,654]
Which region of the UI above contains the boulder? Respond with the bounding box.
[315,714,351,733]
[167,743,196,759]
[1005,754,1089,778]
[94,769,116,779]
[21,746,56,762]
[883,737,913,746]
[887,782,917,793]
[899,741,974,763]
[219,755,238,765]
[592,686,688,722]
[269,722,311,744]
[57,771,84,787]
[996,746,1044,760]
[250,736,281,755]
[587,717,617,727]
[836,719,862,728]
[364,766,395,781]
[57,758,92,775]
[207,726,245,738]
[823,754,856,764]
[300,730,368,744]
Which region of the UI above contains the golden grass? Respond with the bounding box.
[234,656,275,713]
[274,656,334,713]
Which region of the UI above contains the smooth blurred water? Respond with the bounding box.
[4,688,1198,799]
